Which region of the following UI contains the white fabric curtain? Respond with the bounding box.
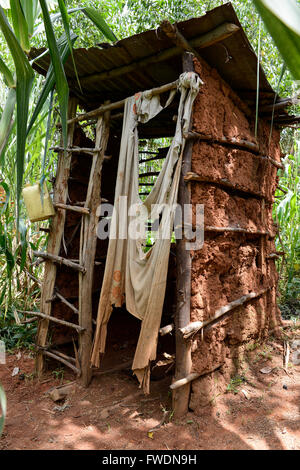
[91,72,201,392]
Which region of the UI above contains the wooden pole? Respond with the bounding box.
[78,105,111,387]
[185,131,259,152]
[41,350,80,375]
[33,250,86,272]
[21,310,85,332]
[179,288,271,340]
[172,52,195,418]
[185,131,283,169]
[184,172,268,201]
[67,79,179,125]
[159,324,174,336]
[35,98,78,378]
[160,20,203,63]
[54,202,90,215]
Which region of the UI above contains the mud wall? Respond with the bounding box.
[189,57,282,410]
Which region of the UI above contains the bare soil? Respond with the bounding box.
[0,327,299,451]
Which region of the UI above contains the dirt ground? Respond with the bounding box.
[0,326,299,451]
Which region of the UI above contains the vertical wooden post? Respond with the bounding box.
[78,106,110,387]
[35,98,78,377]
[173,52,194,417]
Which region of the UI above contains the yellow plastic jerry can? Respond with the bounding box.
[22,182,55,222]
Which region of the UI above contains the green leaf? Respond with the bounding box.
[0,87,16,161]
[27,32,77,136]
[10,0,30,53]
[0,54,15,87]
[20,0,39,37]
[0,181,10,215]
[0,6,34,210]
[39,0,69,150]
[0,384,6,436]
[253,0,300,79]
[18,218,27,271]
[57,0,82,92]
[81,7,117,42]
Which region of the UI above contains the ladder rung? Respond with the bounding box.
[54,202,90,215]
[69,258,102,266]
[51,146,110,160]
[49,349,77,364]
[33,251,86,273]
[40,349,80,375]
[51,146,101,154]
[139,155,167,163]
[46,291,80,315]
[20,310,85,332]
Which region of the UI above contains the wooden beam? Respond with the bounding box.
[185,131,283,169]
[51,146,101,154]
[49,290,79,315]
[179,288,271,340]
[54,202,90,215]
[185,131,259,152]
[67,79,179,125]
[159,324,174,336]
[21,310,85,332]
[205,225,271,236]
[259,97,295,113]
[33,250,86,273]
[159,20,203,63]
[172,51,194,418]
[170,372,200,390]
[184,172,269,201]
[78,106,111,387]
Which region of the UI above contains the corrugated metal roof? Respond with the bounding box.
[29,2,290,119]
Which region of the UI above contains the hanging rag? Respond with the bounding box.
[91,72,201,393]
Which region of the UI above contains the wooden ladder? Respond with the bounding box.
[35,98,111,386]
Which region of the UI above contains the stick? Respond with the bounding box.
[170,372,200,390]
[33,250,86,273]
[41,350,80,375]
[205,225,271,236]
[159,324,174,336]
[184,171,268,200]
[160,20,203,63]
[54,203,90,215]
[20,310,85,332]
[92,360,132,376]
[173,51,194,419]
[67,79,179,125]
[49,349,77,364]
[51,146,101,154]
[179,288,271,339]
[185,131,283,169]
[185,131,259,152]
[48,290,79,315]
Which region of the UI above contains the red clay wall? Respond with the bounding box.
[189,57,282,410]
